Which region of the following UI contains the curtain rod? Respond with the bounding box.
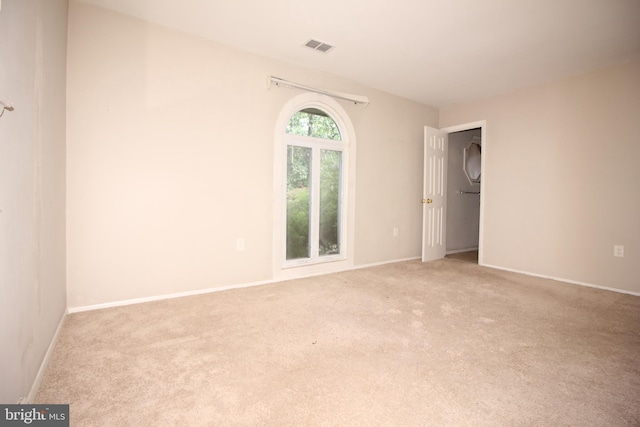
[268,76,369,105]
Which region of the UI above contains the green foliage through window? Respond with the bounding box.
[286,146,311,260]
[285,108,343,261]
[286,108,341,140]
[319,150,341,255]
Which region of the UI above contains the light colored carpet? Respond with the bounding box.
[446,250,478,263]
[36,259,640,426]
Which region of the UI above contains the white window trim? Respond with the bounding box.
[273,93,357,281]
[283,134,346,267]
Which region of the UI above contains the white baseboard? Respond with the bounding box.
[22,311,67,404]
[482,263,640,297]
[68,256,423,314]
[68,257,639,314]
[67,279,277,314]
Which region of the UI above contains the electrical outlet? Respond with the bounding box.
[614,245,624,258]
[236,238,245,251]
[393,227,399,237]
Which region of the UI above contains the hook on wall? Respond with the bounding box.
[0,100,14,118]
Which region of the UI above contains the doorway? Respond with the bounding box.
[445,128,481,264]
[422,121,486,265]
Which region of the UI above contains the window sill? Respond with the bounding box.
[276,256,352,281]
[282,255,345,269]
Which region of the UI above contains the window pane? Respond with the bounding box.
[286,109,341,140]
[286,145,311,260]
[319,149,341,256]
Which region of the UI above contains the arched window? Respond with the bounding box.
[286,108,341,140]
[285,108,344,261]
[273,93,356,276]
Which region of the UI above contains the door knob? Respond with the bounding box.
[421,198,433,204]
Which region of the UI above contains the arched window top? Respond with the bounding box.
[286,108,341,141]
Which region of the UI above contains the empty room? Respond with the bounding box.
[1,0,639,425]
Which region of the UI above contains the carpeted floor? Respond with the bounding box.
[445,250,478,263]
[36,259,640,426]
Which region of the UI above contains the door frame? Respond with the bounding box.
[440,120,486,266]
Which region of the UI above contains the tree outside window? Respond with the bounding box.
[285,109,343,261]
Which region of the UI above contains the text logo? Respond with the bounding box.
[0,405,69,427]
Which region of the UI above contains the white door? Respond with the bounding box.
[422,126,448,262]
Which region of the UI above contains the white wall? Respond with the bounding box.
[441,58,640,293]
[66,2,438,309]
[0,0,68,403]
[446,128,481,253]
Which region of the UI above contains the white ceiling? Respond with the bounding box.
[78,0,640,107]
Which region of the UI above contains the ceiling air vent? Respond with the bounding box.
[304,39,333,53]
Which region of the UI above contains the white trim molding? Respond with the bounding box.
[483,263,640,297]
[68,257,423,314]
[440,120,487,266]
[23,311,68,403]
[272,92,357,282]
[68,257,638,314]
